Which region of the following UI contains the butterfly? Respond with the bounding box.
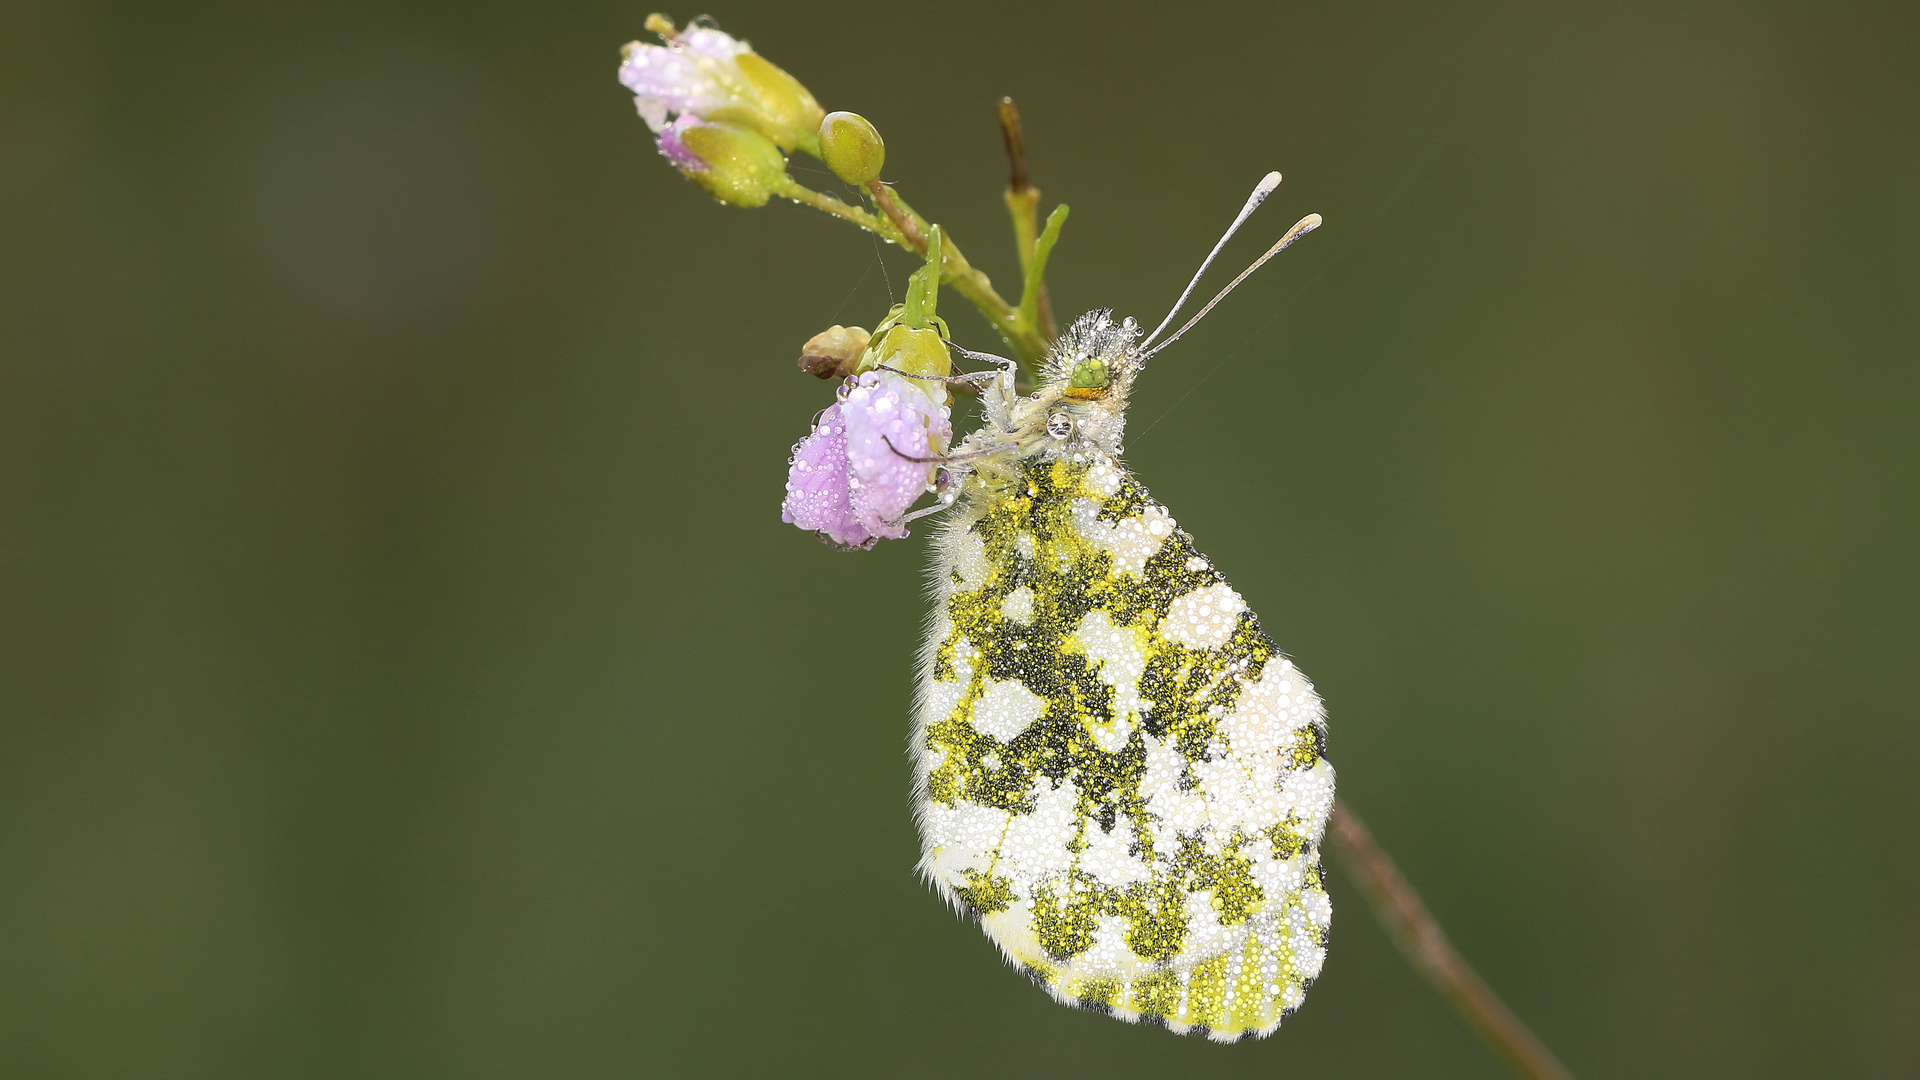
[905,175,1332,1041]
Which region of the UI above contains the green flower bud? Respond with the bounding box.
[818,111,885,186]
[677,120,789,207]
[862,324,951,382]
[730,53,825,155]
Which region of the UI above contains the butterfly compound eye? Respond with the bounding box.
[1064,356,1111,400]
[1070,357,1110,388]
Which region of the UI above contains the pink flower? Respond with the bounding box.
[618,18,822,153]
[782,372,950,548]
[782,401,871,548]
[619,27,751,133]
[842,372,951,539]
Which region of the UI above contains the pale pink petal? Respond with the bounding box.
[781,403,873,548]
[841,372,951,540]
[678,27,750,62]
[655,114,705,172]
[618,45,739,129]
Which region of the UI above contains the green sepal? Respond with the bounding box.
[903,225,944,328]
[861,324,951,382]
[868,304,950,344]
[857,233,953,384]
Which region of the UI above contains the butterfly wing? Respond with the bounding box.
[913,453,1335,1041]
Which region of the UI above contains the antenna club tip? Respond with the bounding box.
[1259,171,1283,191]
[1302,212,1323,229]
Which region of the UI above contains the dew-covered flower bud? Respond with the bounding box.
[783,371,950,548]
[818,111,885,185]
[797,325,871,379]
[620,15,824,155]
[663,116,789,207]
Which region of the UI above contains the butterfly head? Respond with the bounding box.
[1046,310,1139,398]
[1029,309,1142,454]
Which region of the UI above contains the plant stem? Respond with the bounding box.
[863,178,928,250]
[774,179,905,242]
[865,180,1051,367]
[774,169,1055,370]
[1327,801,1578,1080]
[998,98,1057,340]
[1018,205,1068,331]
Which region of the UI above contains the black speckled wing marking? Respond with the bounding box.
[912,453,1335,1041]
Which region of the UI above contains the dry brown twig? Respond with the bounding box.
[1328,801,1579,1080]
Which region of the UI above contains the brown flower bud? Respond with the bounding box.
[797,325,871,379]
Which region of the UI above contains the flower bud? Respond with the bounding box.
[674,119,789,207]
[729,53,825,155]
[620,17,824,161]
[818,111,885,185]
[861,325,951,394]
[797,325,871,379]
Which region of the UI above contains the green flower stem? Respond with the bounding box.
[772,177,905,243]
[865,182,1051,368]
[1018,205,1068,334]
[774,174,1050,370]
[1003,186,1058,341]
[863,179,928,250]
[1005,186,1040,271]
[781,177,1021,358]
[999,97,1040,273]
[902,226,942,328]
[998,97,1058,341]
[1329,802,1580,1080]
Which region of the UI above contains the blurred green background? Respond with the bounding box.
[3,0,1916,1077]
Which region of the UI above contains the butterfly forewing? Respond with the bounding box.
[913,452,1334,1041]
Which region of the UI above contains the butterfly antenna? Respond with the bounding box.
[1142,213,1321,360]
[1139,171,1284,350]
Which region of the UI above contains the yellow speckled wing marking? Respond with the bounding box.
[912,454,1335,1042]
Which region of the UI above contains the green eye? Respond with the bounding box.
[1069,357,1110,389]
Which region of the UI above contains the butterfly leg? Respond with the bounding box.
[872,364,1003,390]
[946,344,1018,368]
[881,436,1015,466]
[901,476,964,523]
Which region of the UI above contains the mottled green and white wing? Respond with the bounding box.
[913,453,1335,1041]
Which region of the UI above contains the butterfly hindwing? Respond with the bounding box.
[913,452,1334,1041]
